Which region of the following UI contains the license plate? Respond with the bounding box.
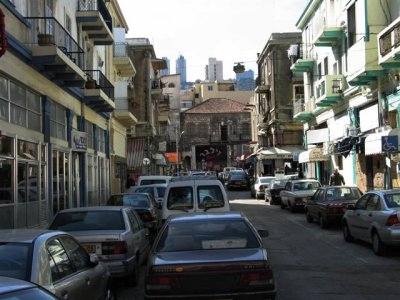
[83,244,97,254]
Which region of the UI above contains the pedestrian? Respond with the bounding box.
[329,169,345,186]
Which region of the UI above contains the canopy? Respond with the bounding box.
[298,147,328,163]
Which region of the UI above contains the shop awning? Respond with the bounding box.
[127,138,145,169]
[258,146,303,160]
[365,128,400,155]
[298,147,329,163]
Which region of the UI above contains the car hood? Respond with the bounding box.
[151,248,265,265]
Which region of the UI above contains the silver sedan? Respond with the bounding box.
[342,189,400,255]
[0,229,112,300]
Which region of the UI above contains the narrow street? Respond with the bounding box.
[117,189,400,300]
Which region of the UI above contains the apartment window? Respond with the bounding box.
[317,63,322,80]
[347,2,356,48]
[207,85,213,91]
[50,102,66,140]
[86,121,94,149]
[241,123,250,136]
[324,57,328,75]
[98,128,105,152]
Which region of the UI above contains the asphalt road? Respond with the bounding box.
[116,189,400,300]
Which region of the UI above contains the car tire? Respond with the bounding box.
[319,215,328,229]
[343,222,354,243]
[306,210,313,223]
[371,230,387,256]
[125,258,139,287]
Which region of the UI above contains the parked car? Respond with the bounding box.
[305,186,363,228]
[220,166,238,182]
[0,229,113,299]
[49,206,151,286]
[265,178,292,205]
[342,189,400,255]
[251,176,275,199]
[137,175,172,186]
[162,176,230,222]
[280,179,321,212]
[128,184,167,204]
[226,171,249,191]
[144,212,276,300]
[106,193,162,234]
[0,276,61,299]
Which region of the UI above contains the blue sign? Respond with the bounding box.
[382,135,398,152]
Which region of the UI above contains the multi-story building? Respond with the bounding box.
[205,57,223,82]
[180,98,252,172]
[293,0,398,190]
[236,69,255,91]
[0,0,130,228]
[176,54,187,89]
[160,56,170,76]
[126,38,168,176]
[254,32,304,176]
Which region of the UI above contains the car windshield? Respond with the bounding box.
[293,181,320,191]
[271,180,287,188]
[50,211,125,231]
[0,243,30,280]
[325,187,362,201]
[107,194,150,208]
[156,219,260,252]
[198,186,225,209]
[384,193,400,208]
[141,179,166,185]
[167,186,194,210]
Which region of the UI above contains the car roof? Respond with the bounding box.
[366,189,400,195]
[0,229,66,243]
[168,212,245,222]
[56,206,127,213]
[290,179,320,183]
[133,183,167,187]
[169,175,219,183]
[112,192,150,197]
[318,186,359,189]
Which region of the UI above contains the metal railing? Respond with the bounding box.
[293,98,305,115]
[85,69,114,100]
[152,80,162,90]
[78,0,112,32]
[113,42,130,57]
[25,17,84,69]
[379,22,400,56]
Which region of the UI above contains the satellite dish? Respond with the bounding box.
[143,158,150,165]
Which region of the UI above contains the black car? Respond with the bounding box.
[264,178,289,204]
[226,171,249,190]
[107,193,161,234]
[144,212,276,300]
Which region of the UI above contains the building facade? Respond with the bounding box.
[236,69,255,91]
[176,54,187,89]
[205,57,223,82]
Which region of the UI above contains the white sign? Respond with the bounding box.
[143,158,150,165]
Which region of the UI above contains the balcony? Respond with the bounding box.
[290,44,314,73]
[313,13,343,47]
[378,16,400,69]
[315,75,345,107]
[151,80,163,95]
[84,70,115,112]
[25,17,86,87]
[76,0,113,45]
[113,42,136,77]
[293,97,313,122]
[113,97,138,127]
[255,83,270,94]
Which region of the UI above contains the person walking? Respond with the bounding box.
[329,169,345,186]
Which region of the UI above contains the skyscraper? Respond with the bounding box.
[176,55,187,89]
[236,69,255,91]
[205,57,223,82]
[160,57,170,76]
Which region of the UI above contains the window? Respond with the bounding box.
[347,2,356,47]
[47,238,74,281]
[126,209,140,232]
[98,128,105,152]
[86,121,94,149]
[168,83,175,88]
[324,57,328,75]
[167,186,193,210]
[366,195,380,211]
[50,102,66,140]
[207,85,213,91]
[198,185,224,209]
[60,236,89,271]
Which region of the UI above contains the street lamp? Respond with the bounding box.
[176,129,184,175]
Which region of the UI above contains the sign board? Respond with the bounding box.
[143,158,150,165]
[72,130,87,152]
[381,135,398,152]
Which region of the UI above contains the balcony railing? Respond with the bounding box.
[114,42,130,57]
[152,80,163,90]
[25,17,84,69]
[293,98,305,116]
[85,70,114,100]
[78,0,112,32]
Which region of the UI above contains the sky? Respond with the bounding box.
[118,0,310,82]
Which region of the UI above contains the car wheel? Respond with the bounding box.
[319,215,328,229]
[125,258,139,287]
[371,230,387,256]
[306,210,313,223]
[343,222,354,243]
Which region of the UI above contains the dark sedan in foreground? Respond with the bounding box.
[144,212,276,300]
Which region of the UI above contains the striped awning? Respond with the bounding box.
[127,138,145,169]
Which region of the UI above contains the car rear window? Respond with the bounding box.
[0,243,30,280]
[384,193,400,208]
[50,211,125,231]
[326,187,362,201]
[156,187,166,197]
[156,219,260,252]
[198,185,225,209]
[167,186,193,210]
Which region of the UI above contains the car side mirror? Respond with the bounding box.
[257,229,269,237]
[89,254,99,266]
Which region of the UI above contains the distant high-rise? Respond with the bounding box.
[160,57,170,76]
[176,55,187,88]
[236,69,255,91]
[205,57,223,81]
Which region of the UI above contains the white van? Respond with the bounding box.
[162,176,230,221]
[137,175,172,186]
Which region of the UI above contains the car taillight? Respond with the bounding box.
[102,241,127,255]
[141,211,155,221]
[239,269,274,286]
[146,276,180,290]
[386,214,400,226]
